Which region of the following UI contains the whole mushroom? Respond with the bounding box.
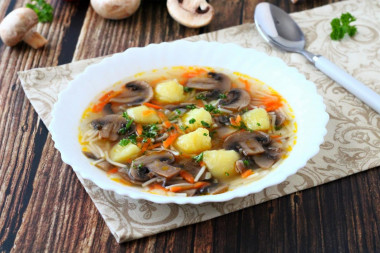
[167,0,215,28]
[0,8,47,49]
[91,0,141,20]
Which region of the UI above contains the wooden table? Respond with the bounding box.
[0,0,379,252]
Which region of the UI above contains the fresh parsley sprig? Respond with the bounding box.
[330,12,357,41]
[26,0,54,23]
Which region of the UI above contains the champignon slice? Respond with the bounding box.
[164,103,194,110]
[95,161,114,172]
[83,151,98,160]
[145,160,181,179]
[223,131,270,155]
[200,183,229,195]
[186,72,231,93]
[109,81,153,106]
[129,163,153,182]
[219,88,251,111]
[133,151,175,166]
[91,114,133,141]
[253,147,282,169]
[119,171,143,185]
[167,0,215,28]
[235,160,246,174]
[182,189,198,196]
[176,158,206,181]
[274,110,286,126]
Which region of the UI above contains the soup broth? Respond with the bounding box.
[79,66,296,197]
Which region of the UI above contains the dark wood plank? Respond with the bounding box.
[0,0,379,252]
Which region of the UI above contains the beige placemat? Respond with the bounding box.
[18,0,380,243]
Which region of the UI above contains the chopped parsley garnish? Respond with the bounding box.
[218,93,227,99]
[196,93,207,100]
[257,123,261,126]
[138,164,144,169]
[118,112,134,135]
[183,87,194,92]
[169,115,179,121]
[241,108,249,113]
[274,125,282,131]
[243,160,249,166]
[175,109,182,115]
[141,124,159,138]
[193,152,204,163]
[209,130,216,138]
[180,125,189,131]
[186,104,196,110]
[166,126,175,132]
[119,134,137,146]
[204,104,220,114]
[330,12,357,40]
[26,0,54,23]
[203,133,208,136]
[232,121,249,131]
[189,118,196,124]
[225,172,230,176]
[201,121,210,128]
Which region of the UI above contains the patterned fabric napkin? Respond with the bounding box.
[18,0,380,243]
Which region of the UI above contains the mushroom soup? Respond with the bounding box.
[79,66,297,196]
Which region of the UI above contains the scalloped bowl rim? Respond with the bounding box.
[50,40,329,205]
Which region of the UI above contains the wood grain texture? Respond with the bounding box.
[0,0,379,252]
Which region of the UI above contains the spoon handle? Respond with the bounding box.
[314,56,380,114]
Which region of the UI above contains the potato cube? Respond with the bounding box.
[127,105,161,124]
[181,108,213,131]
[242,108,270,131]
[174,128,211,154]
[203,149,240,180]
[154,79,185,103]
[110,143,141,163]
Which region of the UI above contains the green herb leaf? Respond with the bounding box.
[183,87,194,92]
[203,133,208,136]
[257,123,261,126]
[330,12,357,40]
[204,104,220,114]
[218,93,227,99]
[195,93,207,100]
[274,125,282,131]
[141,124,159,138]
[225,172,230,176]
[243,160,249,166]
[175,109,182,115]
[119,112,134,135]
[119,138,129,146]
[193,152,204,163]
[189,118,196,124]
[119,134,137,146]
[201,121,210,128]
[186,104,196,110]
[180,125,189,131]
[209,130,216,138]
[26,0,54,23]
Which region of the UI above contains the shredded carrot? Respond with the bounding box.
[235,114,242,125]
[261,94,283,111]
[143,102,163,110]
[169,185,192,193]
[136,124,143,135]
[163,132,179,148]
[92,90,122,112]
[193,181,210,189]
[140,139,152,153]
[241,169,253,178]
[230,117,237,126]
[199,161,206,167]
[195,99,204,107]
[180,170,195,184]
[107,167,119,174]
[149,143,162,150]
[239,78,251,92]
[149,183,167,191]
[158,111,171,128]
[181,68,207,79]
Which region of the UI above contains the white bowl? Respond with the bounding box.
[50,40,328,204]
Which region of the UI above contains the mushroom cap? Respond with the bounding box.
[110,80,153,107]
[219,88,251,111]
[167,0,215,28]
[0,8,38,46]
[90,0,141,20]
[223,131,270,155]
[186,72,231,92]
[91,114,134,141]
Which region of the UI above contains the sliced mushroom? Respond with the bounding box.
[145,160,181,179]
[253,147,282,169]
[223,131,270,155]
[109,81,153,106]
[214,126,237,139]
[91,114,134,141]
[219,88,251,111]
[129,151,176,182]
[274,110,286,126]
[95,160,114,172]
[182,189,198,197]
[176,158,206,181]
[167,0,215,28]
[118,171,144,185]
[186,72,231,93]
[83,151,98,160]
[215,115,232,126]
[199,183,228,195]
[164,103,195,111]
[235,160,246,174]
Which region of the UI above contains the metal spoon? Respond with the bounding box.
[254,2,380,114]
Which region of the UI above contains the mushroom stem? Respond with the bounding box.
[23,29,47,49]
